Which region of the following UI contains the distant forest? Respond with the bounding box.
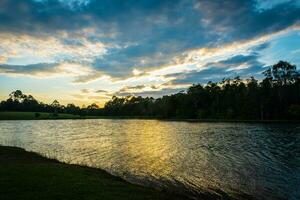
[1,61,300,120]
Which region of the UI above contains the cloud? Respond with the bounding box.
[0,25,298,85]
[255,0,300,10]
[194,0,300,42]
[0,56,7,63]
[0,62,105,83]
[0,0,181,36]
[1,0,299,79]
[113,81,190,97]
[72,72,103,83]
[171,53,266,84]
[0,32,109,64]
[71,88,111,105]
[114,88,186,98]
[119,85,147,92]
[95,89,107,93]
[0,63,59,76]
[80,88,90,93]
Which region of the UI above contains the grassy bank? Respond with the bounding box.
[0,111,159,120]
[0,112,101,120]
[0,146,188,200]
[162,118,300,123]
[1,111,299,123]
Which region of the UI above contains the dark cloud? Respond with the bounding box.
[95,89,107,93]
[0,0,183,36]
[119,85,146,92]
[92,0,300,77]
[251,42,271,52]
[172,53,266,84]
[1,0,299,41]
[194,0,300,43]
[114,88,185,98]
[0,62,103,83]
[72,72,102,83]
[134,88,186,98]
[0,0,87,34]
[221,54,259,65]
[92,48,173,77]
[0,63,58,75]
[80,88,90,93]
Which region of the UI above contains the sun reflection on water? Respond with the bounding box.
[0,119,299,199]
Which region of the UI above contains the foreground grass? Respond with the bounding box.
[0,146,187,200]
[0,112,101,120]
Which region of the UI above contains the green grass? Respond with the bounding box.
[0,146,187,200]
[0,112,157,120]
[0,112,100,120]
[1,112,297,123]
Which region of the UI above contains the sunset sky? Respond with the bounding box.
[0,0,300,107]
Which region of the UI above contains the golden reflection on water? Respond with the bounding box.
[120,120,176,179]
[0,119,299,199]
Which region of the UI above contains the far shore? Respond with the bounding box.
[0,111,299,123]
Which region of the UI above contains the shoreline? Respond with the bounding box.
[0,145,192,200]
[0,111,299,123]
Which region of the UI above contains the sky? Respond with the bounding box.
[0,0,300,107]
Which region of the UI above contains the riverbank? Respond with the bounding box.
[0,112,101,120]
[0,145,188,200]
[0,112,155,120]
[0,111,299,123]
[162,118,300,123]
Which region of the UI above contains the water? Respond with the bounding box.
[0,119,299,199]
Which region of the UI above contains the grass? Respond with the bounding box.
[0,112,100,120]
[2,111,295,123]
[0,146,188,200]
[0,111,158,120]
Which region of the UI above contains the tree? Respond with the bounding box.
[66,103,80,115]
[51,100,60,108]
[51,99,61,115]
[263,61,299,85]
[9,90,26,103]
[87,103,99,110]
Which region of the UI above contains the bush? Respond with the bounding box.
[34,113,41,118]
[288,104,300,119]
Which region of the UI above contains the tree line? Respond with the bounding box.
[0,90,103,116]
[1,61,300,120]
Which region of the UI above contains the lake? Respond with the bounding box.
[0,119,299,199]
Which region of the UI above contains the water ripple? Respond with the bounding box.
[0,120,299,199]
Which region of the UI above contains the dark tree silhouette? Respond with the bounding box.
[264,61,299,85]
